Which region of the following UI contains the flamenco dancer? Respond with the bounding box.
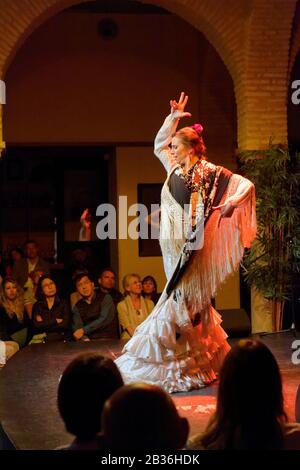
[116,93,256,393]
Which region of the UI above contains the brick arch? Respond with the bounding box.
[1,0,296,153]
[142,0,252,87]
[0,0,248,80]
[0,0,250,152]
[0,0,89,76]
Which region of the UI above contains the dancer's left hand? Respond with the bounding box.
[213,201,236,218]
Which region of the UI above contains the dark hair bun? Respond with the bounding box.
[191,123,203,135]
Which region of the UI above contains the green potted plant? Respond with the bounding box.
[239,145,300,331]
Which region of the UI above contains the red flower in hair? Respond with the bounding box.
[191,123,203,135]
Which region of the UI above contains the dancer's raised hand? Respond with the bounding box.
[170,92,192,119]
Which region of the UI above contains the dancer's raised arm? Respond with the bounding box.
[154,92,191,173]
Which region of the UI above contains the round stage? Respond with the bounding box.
[0,334,298,449]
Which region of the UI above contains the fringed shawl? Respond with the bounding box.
[159,162,257,317]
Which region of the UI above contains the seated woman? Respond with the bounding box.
[188,339,300,450]
[0,277,30,360]
[142,275,160,305]
[117,274,154,340]
[32,276,71,342]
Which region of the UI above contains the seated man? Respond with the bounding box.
[97,268,123,305]
[12,240,50,317]
[97,268,123,338]
[72,273,118,341]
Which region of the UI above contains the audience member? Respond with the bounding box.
[97,268,123,338]
[5,247,24,277]
[0,277,31,349]
[118,274,154,340]
[12,240,50,317]
[31,276,71,342]
[142,275,160,304]
[98,268,123,305]
[188,339,300,450]
[72,273,118,341]
[0,252,7,282]
[68,247,96,279]
[57,352,123,450]
[102,383,189,450]
[69,269,88,309]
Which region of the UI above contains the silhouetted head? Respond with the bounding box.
[57,353,123,441]
[102,383,189,450]
[201,339,287,449]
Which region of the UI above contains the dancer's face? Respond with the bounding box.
[171,136,191,166]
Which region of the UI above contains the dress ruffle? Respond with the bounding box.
[115,296,230,393]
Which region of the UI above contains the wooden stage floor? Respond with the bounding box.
[0,331,299,450]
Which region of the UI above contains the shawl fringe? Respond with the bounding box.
[160,173,257,317]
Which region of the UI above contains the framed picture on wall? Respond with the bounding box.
[137,183,162,257]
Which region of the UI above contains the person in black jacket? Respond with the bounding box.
[72,273,118,341]
[32,276,71,342]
